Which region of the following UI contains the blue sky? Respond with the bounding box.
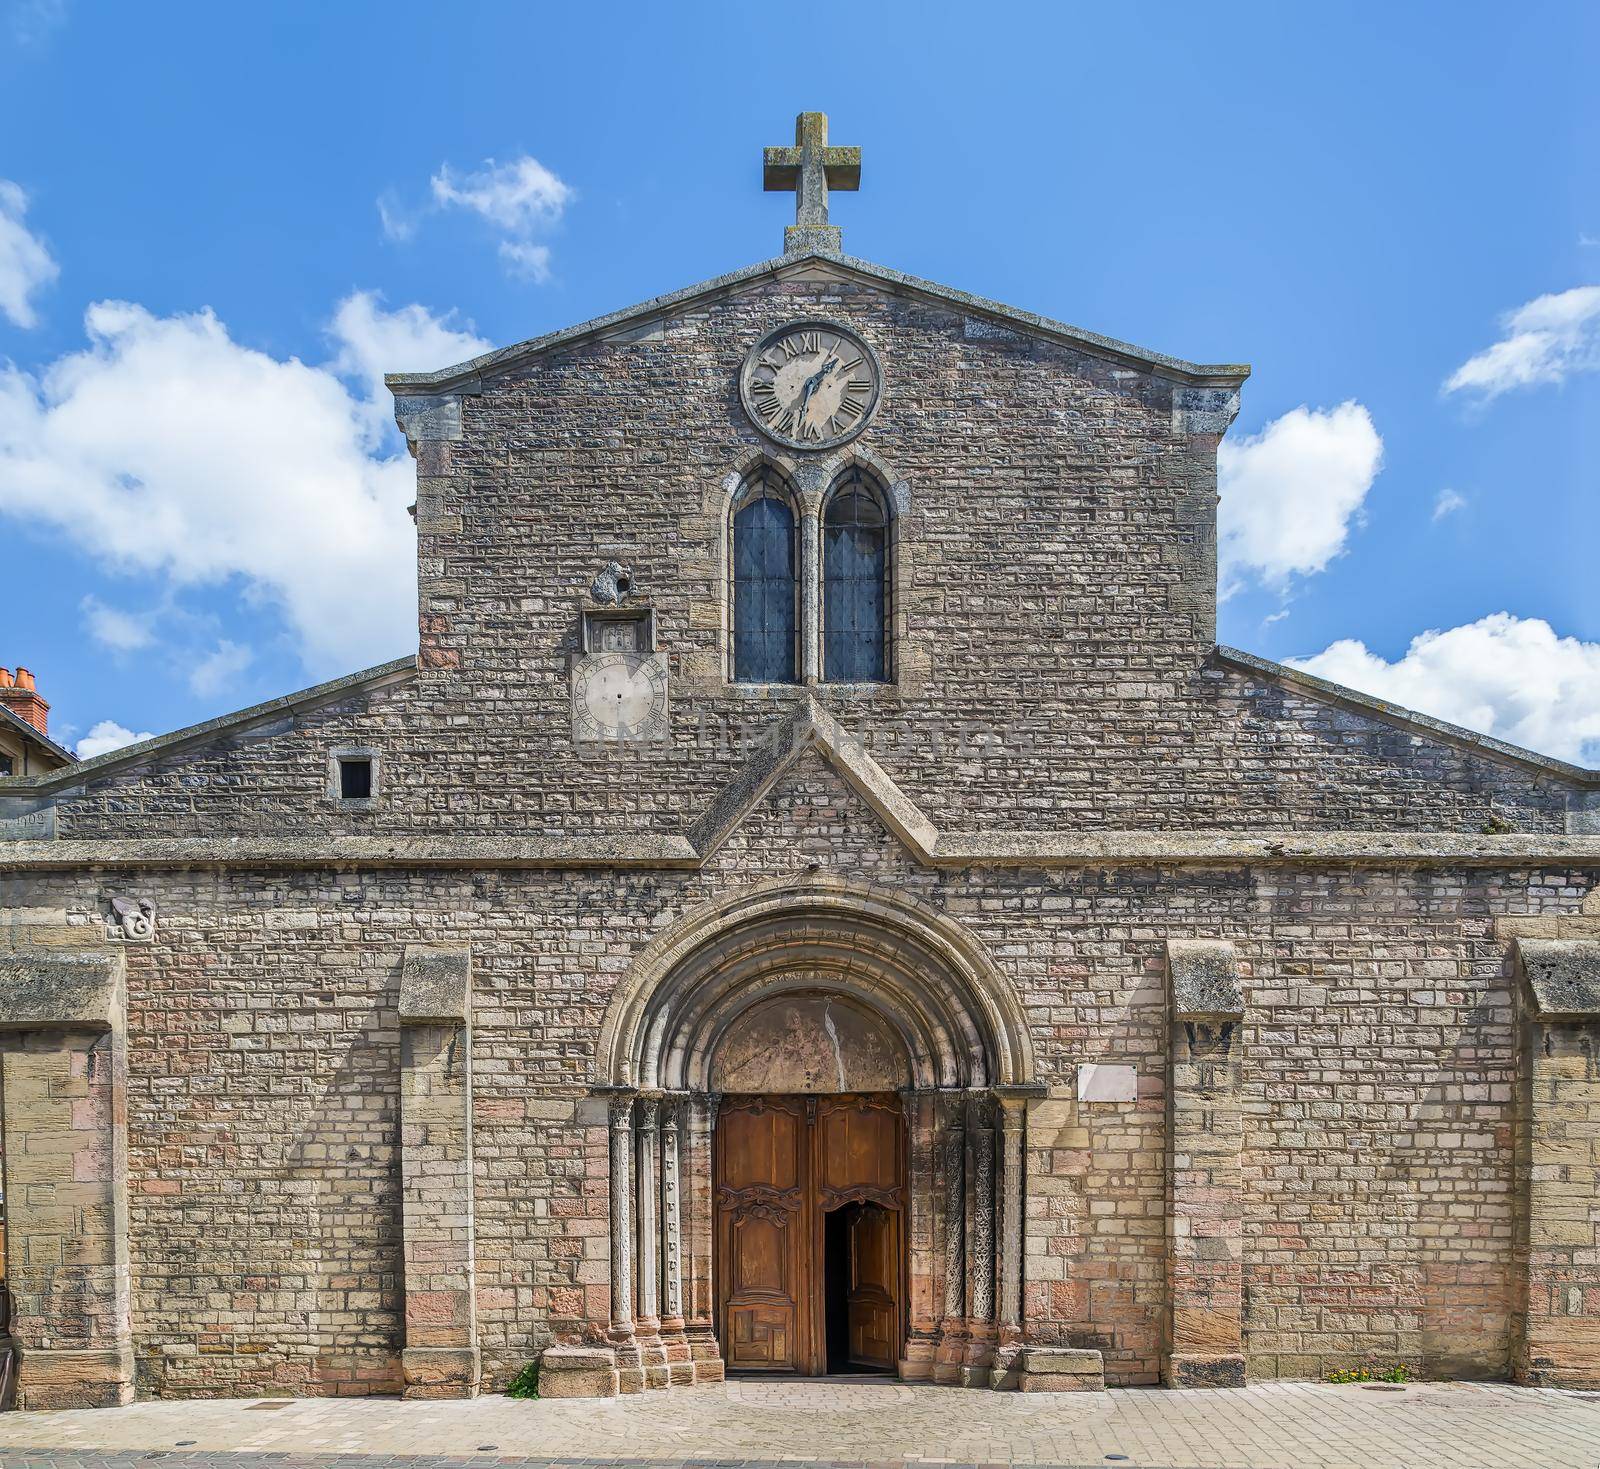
[2,0,1598,762]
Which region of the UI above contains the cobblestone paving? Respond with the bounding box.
[2,1378,1599,1469]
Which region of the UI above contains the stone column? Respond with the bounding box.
[800,506,821,684]
[961,1093,998,1386]
[606,1091,644,1393]
[990,1089,1034,1389]
[633,1096,668,1387]
[658,1093,693,1383]
[899,1088,941,1382]
[0,949,133,1409]
[1512,940,1600,1388]
[1164,940,1247,1388]
[683,1092,725,1381]
[397,948,480,1399]
[933,1090,967,1383]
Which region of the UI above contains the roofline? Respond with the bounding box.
[385,250,1252,396]
[1216,645,1600,788]
[0,704,76,767]
[0,655,418,795]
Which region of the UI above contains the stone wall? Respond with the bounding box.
[3,756,1596,1396]
[32,266,1584,843]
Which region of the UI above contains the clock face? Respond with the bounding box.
[572,652,669,743]
[741,320,882,451]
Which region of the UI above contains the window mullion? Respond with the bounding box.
[800,503,820,685]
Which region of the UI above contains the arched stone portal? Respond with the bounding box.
[590,878,1038,1391]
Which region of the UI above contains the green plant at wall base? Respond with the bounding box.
[1327,1363,1411,1384]
[506,1362,539,1399]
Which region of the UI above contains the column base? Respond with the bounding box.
[1164,1351,1246,1389]
[539,1345,619,1399]
[689,1335,726,1383]
[635,1329,669,1389]
[660,1321,694,1384]
[988,1340,1023,1391]
[17,1342,135,1410]
[899,1330,940,1382]
[961,1321,997,1385]
[402,1345,481,1400]
[1513,1325,1600,1390]
[932,1324,969,1384]
[609,1331,645,1394]
[1017,1347,1105,1393]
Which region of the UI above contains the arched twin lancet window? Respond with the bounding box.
[730,464,892,685]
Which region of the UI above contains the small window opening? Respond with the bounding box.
[0,753,13,777]
[338,757,373,800]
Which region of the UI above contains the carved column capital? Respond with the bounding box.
[604,1089,638,1131]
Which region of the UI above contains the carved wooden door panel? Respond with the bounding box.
[815,1096,903,1373]
[716,1093,903,1376]
[716,1097,808,1372]
[846,1203,899,1370]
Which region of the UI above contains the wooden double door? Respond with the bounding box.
[715,1094,904,1376]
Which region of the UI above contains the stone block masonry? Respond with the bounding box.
[1,245,1598,1409]
[397,948,478,1399]
[1164,941,1245,1388]
[1512,938,1600,1388]
[0,949,133,1408]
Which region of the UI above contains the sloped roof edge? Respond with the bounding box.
[0,704,76,767]
[688,695,940,863]
[0,655,418,794]
[1217,645,1599,788]
[385,250,1251,395]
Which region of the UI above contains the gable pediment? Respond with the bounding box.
[688,696,938,865]
[385,250,1250,414]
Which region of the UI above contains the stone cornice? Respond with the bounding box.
[5,694,1599,876]
[2,830,1597,874]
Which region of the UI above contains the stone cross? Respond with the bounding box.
[763,111,860,255]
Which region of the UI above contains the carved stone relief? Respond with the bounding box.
[709,992,910,1093]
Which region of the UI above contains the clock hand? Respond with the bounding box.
[795,355,840,426]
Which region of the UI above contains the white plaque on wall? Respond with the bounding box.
[1077,1063,1137,1104]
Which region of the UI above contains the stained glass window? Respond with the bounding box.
[731,469,799,684]
[822,469,889,683]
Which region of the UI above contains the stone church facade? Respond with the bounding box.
[3,114,1600,1411]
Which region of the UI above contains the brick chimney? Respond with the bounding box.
[0,666,50,735]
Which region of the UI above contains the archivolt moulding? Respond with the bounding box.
[594,873,1033,1092]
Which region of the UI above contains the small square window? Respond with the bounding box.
[0,753,13,777]
[338,757,373,800]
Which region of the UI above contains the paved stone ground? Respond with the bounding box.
[1,1378,1598,1469]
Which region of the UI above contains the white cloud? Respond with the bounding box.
[0,179,60,328]
[377,192,418,243]
[382,154,573,282]
[0,291,489,675]
[1290,612,1600,766]
[188,638,253,698]
[431,156,572,233]
[6,0,67,49]
[328,291,488,431]
[1432,488,1466,522]
[498,240,554,284]
[1217,401,1384,594]
[76,719,155,759]
[81,594,156,652]
[1444,285,1600,400]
